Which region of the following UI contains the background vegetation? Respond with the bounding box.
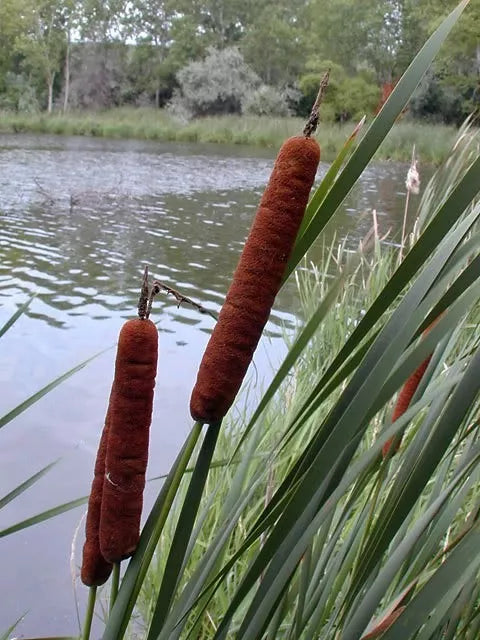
[0,0,478,124]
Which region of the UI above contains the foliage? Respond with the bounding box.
[0,0,477,121]
[241,85,293,117]
[411,70,479,125]
[298,60,380,122]
[0,73,40,112]
[241,3,308,87]
[168,47,260,118]
[0,108,460,164]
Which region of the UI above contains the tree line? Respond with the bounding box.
[0,0,478,123]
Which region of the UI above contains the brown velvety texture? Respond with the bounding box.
[81,414,113,586]
[190,136,320,424]
[99,318,158,563]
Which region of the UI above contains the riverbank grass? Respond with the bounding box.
[0,107,459,164]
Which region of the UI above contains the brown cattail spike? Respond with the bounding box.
[99,317,158,563]
[81,413,114,587]
[190,135,320,424]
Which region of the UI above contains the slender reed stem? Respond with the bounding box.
[82,586,97,640]
[102,421,204,640]
[110,562,121,614]
[398,187,411,265]
[147,421,222,638]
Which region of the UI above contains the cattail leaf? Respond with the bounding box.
[379,522,480,640]
[0,460,59,509]
[0,347,111,431]
[0,294,35,339]
[347,344,480,610]
[288,187,480,435]
[0,615,26,640]
[414,575,478,640]
[158,426,268,640]
[297,115,366,239]
[103,422,203,640]
[157,471,266,640]
[341,450,480,640]
[147,422,221,640]
[211,396,445,639]
[285,0,470,277]
[0,496,88,538]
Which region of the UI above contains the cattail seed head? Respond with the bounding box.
[190,136,320,424]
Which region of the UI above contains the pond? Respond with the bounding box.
[0,134,413,636]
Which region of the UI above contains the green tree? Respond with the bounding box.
[15,0,69,112]
[0,0,29,93]
[241,3,308,86]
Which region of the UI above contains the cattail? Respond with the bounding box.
[81,413,113,586]
[382,318,440,457]
[99,317,158,562]
[190,135,320,423]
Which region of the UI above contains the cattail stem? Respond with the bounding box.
[148,421,222,633]
[398,188,411,265]
[82,586,97,640]
[110,562,121,614]
[103,421,204,640]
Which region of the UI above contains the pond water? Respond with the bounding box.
[0,134,413,637]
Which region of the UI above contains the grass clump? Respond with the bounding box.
[0,107,463,164]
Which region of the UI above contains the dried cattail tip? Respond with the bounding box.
[81,416,113,587]
[190,135,320,424]
[99,318,158,563]
[406,160,420,194]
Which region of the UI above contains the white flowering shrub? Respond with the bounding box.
[169,47,260,118]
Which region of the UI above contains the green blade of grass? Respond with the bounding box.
[0,294,35,339]
[380,522,480,640]
[0,347,111,431]
[0,496,88,538]
[0,460,59,509]
[0,615,26,640]
[147,421,221,640]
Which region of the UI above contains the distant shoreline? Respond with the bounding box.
[0,108,459,164]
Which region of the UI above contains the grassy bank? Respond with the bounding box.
[0,107,460,164]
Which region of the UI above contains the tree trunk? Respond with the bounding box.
[155,87,160,109]
[47,71,55,113]
[63,32,70,113]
